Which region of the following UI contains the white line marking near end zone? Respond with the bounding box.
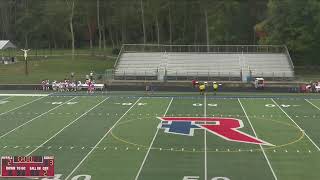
[26,97,110,156]
[0,97,77,140]
[272,99,320,151]
[238,98,278,180]
[305,99,320,111]
[134,97,174,180]
[65,97,142,180]
[0,96,46,117]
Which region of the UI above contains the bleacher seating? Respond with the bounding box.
[115,52,162,78]
[114,51,294,80]
[166,53,240,78]
[243,53,294,78]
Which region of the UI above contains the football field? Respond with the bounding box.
[0,92,320,180]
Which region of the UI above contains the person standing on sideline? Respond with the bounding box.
[199,83,206,95]
[213,81,218,95]
[89,71,94,81]
[192,79,196,88]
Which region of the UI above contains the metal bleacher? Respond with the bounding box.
[166,53,241,80]
[114,44,295,81]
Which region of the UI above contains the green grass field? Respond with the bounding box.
[0,56,115,84]
[0,92,320,180]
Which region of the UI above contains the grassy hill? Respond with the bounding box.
[0,51,116,84]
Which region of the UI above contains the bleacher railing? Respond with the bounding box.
[113,45,124,68]
[284,46,294,70]
[122,44,287,54]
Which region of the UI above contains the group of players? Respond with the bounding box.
[41,79,50,91]
[42,78,96,93]
[192,80,220,95]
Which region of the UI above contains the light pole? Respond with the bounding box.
[21,49,30,75]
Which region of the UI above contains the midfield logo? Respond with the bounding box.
[159,117,273,146]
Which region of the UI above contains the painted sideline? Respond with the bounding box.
[0,94,49,97]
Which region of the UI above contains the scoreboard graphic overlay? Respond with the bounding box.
[1,156,54,178]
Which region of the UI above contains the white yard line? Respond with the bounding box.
[134,97,174,180]
[272,99,320,151]
[204,94,207,180]
[305,99,320,111]
[238,98,278,180]
[65,97,142,180]
[0,97,77,140]
[26,97,110,156]
[0,96,46,117]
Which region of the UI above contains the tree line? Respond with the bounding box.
[0,0,319,64]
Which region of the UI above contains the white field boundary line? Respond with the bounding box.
[0,96,46,117]
[0,97,77,140]
[272,99,320,151]
[0,94,49,97]
[204,93,207,180]
[134,97,174,180]
[305,99,320,111]
[26,97,110,156]
[238,98,278,180]
[0,96,12,101]
[65,97,142,180]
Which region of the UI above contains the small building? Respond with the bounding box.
[0,40,16,50]
[0,40,17,64]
